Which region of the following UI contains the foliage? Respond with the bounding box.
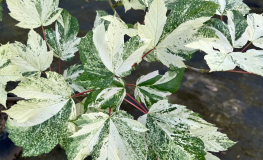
[1,0,261,159]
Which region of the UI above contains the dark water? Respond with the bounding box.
[0,0,263,160]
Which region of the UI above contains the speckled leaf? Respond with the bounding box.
[91,21,150,77]
[66,111,148,160]
[122,0,146,12]
[101,15,138,37]
[94,10,110,29]
[6,99,73,157]
[6,0,62,29]
[207,0,250,15]
[4,72,74,127]
[85,87,126,110]
[76,31,114,90]
[135,69,184,107]
[138,100,235,160]
[138,0,217,69]
[9,29,53,76]
[63,64,85,93]
[244,13,263,49]
[186,11,250,72]
[45,10,80,61]
[229,49,263,76]
[0,44,22,107]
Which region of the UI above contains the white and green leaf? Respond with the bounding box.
[85,87,126,110]
[63,64,85,93]
[9,29,53,77]
[6,99,74,156]
[187,11,250,72]
[7,0,62,28]
[206,0,250,15]
[4,72,74,127]
[45,10,81,61]
[135,69,184,107]
[0,44,22,107]
[122,0,146,12]
[77,20,150,90]
[138,100,235,160]
[244,13,263,49]
[137,0,218,69]
[66,111,148,160]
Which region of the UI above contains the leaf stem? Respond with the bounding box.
[71,89,94,98]
[124,98,147,114]
[126,93,148,113]
[220,15,223,21]
[41,25,51,71]
[59,58,61,74]
[132,49,154,68]
[227,70,256,75]
[109,108,112,116]
[241,42,252,52]
[112,2,123,8]
[186,65,210,73]
[126,83,136,86]
[186,65,256,75]
[107,0,121,19]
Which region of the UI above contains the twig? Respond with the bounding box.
[124,98,146,114]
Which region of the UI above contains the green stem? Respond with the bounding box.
[186,65,210,73]
[112,2,123,8]
[106,0,120,18]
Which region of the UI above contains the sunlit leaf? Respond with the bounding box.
[0,44,22,107]
[9,29,53,77]
[66,111,148,160]
[137,0,218,69]
[6,0,62,28]
[138,100,235,160]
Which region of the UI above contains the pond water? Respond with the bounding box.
[0,0,263,160]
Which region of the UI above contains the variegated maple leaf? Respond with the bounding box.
[135,69,184,107]
[187,11,263,76]
[138,100,235,160]
[0,44,22,108]
[45,10,81,61]
[7,0,62,28]
[9,29,53,77]
[4,72,76,156]
[137,0,218,69]
[66,111,148,160]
